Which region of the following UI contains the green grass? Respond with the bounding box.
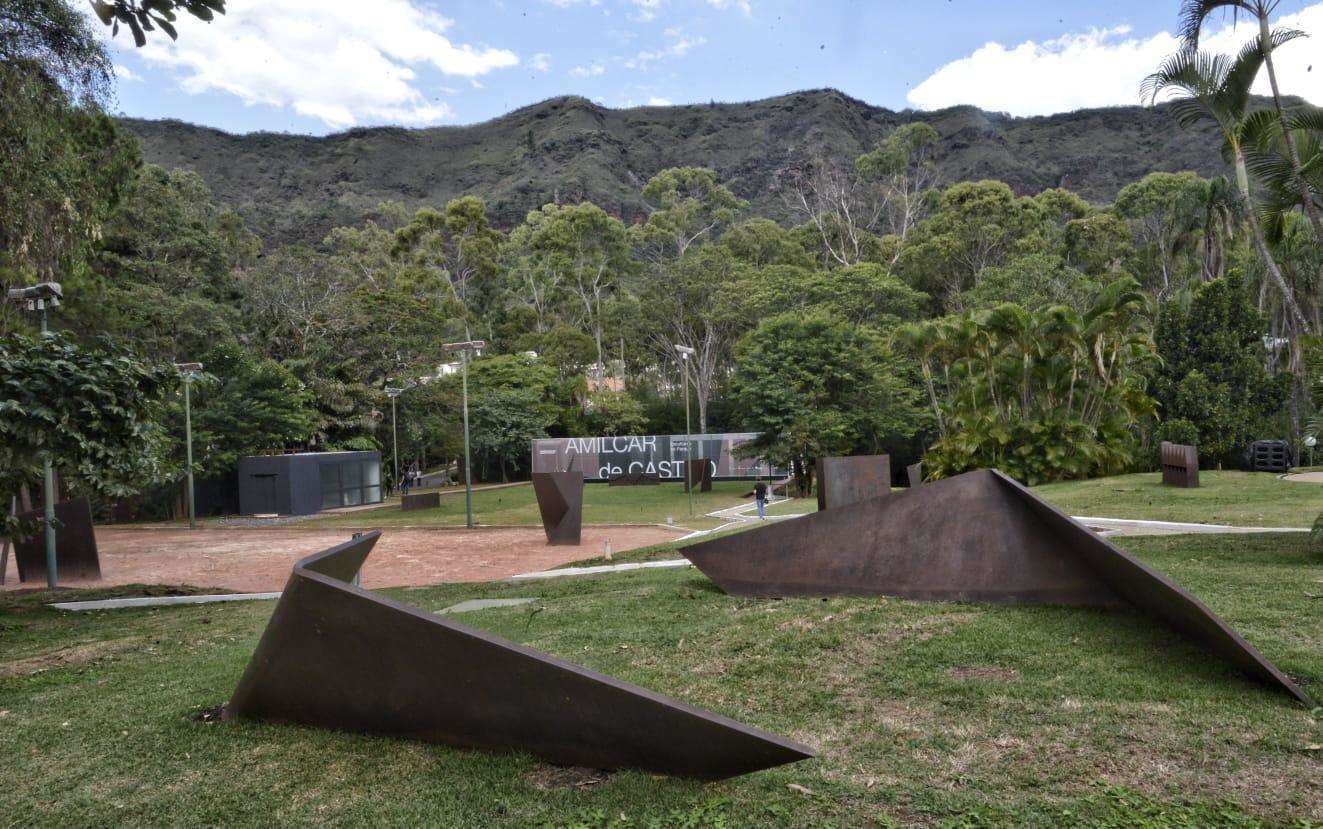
[303,481,756,532]
[2,533,1321,826]
[1033,471,1323,528]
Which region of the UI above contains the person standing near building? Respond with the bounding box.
[754,478,768,520]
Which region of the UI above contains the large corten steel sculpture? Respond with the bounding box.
[684,469,1309,703]
[531,470,584,545]
[816,455,891,510]
[683,459,713,493]
[13,497,101,582]
[224,532,813,778]
[1160,441,1200,488]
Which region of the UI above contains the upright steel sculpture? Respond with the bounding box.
[683,459,713,493]
[400,492,441,511]
[532,470,584,545]
[683,469,1309,704]
[816,455,891,510]
[906,462,924,488]
[1160,442,1200,488]
[13,497,100,582]
[224,532,813,778]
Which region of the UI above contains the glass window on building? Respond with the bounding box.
[318,457,383,510]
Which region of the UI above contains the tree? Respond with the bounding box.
[1113,172,1207,300]
[1154,274,1287,466]
[731,311,925,495]
[719,218,814,268]
[461,354,560,481]
[392,197,503,340]
[1142,34,1312,332]
[0,332,173,537]
[89,0,225,47]
[731,262,928,329]
[855,122,942,248]
[632,167,745,264]
[959,253,1094,312]
[897,277,1158,484]
[1179,0,1323,241]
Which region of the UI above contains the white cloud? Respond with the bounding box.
[706,0,751,14]
[530,52,553,72]
[114,64,141,82]
[570,62,607,77]
[99,0,518,128]
[647,96,672,105]
[908,4,1323,116]
[631,0,663,22]
[625,33,706,69]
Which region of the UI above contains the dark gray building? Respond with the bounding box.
[238,451,383,516]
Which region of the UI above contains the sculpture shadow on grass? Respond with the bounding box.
[682,469,1310,705]
[223,531,813,779]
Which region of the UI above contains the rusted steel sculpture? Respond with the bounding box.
[224,532,813,778]
[1160,442,1200,488]
[684,469,1310,704]
[684,459,713,493]
[906,462,923,488]
[400,492,441,511]
[14,497,101,582]
[816,455,891,510]
[532,470,584,545]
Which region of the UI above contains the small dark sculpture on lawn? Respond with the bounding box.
[12,497,100,582]
[532,470,584,545]
[1160,442,1199,488]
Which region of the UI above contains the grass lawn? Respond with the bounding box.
[1034,471,1323,528]
[303,481,755,532]
[2,533,1321,826]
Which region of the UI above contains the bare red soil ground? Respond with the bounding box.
[2,525,681,593]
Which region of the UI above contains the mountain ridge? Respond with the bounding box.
[119,88,1232,245]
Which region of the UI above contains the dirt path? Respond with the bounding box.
[2,525,681,593]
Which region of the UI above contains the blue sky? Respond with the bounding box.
[99,0,1323,135]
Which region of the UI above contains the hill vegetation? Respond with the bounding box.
[121,89,1233,244]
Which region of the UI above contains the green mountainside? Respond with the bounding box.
[120,88,1230,244]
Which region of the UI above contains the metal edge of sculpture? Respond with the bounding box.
[1160,441,1200,488]
[223,531,814,778]
[14,496,101,582]
[531,470,584,545]
[816,455,892,511]
[682,469,1310,705]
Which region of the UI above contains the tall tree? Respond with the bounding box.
[392,197,503,340]
[632,167,745,264]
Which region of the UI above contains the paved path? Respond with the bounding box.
[1073,517,1309,536]
[1283,471,1323,484]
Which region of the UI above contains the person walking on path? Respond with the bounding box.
[754,478,769,520]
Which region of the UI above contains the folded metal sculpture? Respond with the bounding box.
[683,459,713,493]
[532,470,584,545]
[684,469,1309,704]
[14,496,101,582]
[906,462,923,488]
[816,455,891,510]
[1160,441,1200,488]
[224,531,813,778]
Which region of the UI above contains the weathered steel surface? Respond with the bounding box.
[1160,442,1200,488]
[684,469,1310,704]
[531,471,584,545]
[683,460,713,493]
[400,492,441,511]
[609,470,661,486]
[906,462,923,488]
[14,497,101,582]
[816,455,891,510]
[224,532,813,778]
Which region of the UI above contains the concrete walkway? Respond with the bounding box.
[51,592,281,611]
[1074,516,1309,536]
[1283,471,1323,484]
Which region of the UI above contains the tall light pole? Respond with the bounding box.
[175,362,203,530]
[674,344,696,517]
[444,340,485,528]
[385,386,406,497]
[7,282,63,588]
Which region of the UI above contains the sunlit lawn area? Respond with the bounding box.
[2,533,1320,826]
[1034,471,1322,528]
[303,480,756,532]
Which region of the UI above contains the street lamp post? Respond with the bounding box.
[674,345,696,517]
[443,340,485,529]
[7,283,63,588]
[385,386,406,498]
[175,363,203,530]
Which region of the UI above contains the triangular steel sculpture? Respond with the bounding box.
[683,469,1310,704]
[531,470,584,545]
[224,531,813,778]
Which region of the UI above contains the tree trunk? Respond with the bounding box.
[1237,153,1312,333]
[1260,15,1323,240]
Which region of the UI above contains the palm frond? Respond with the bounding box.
[1179,0,1259,48]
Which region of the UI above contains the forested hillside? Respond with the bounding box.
[121,89,1232,244]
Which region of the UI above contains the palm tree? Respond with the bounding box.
[1142,34,1312,332]
[1179,0,1323,240]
